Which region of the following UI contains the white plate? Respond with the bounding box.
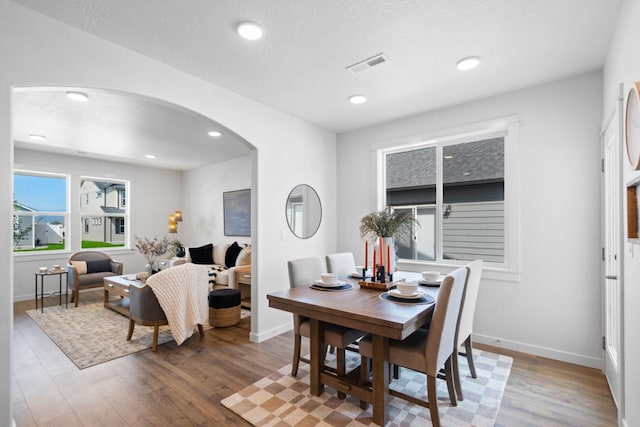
[389,289,425,299]
[314,279,345,288]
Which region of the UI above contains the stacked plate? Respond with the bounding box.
[388,289,426,299]
[313,279,345,288]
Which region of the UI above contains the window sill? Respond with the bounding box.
[396,260,521,283]
[13,248,135,262]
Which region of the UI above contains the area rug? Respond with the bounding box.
[221,349,512,426]
[26,292,251,369]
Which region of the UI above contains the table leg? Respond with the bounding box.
[65,273,68,308]
[371,334,390,426]
[34,274,38,312]
[58,274,62,306]
[309,318,325,396]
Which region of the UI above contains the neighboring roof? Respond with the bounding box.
[100,206,125,214]
[13,201,37,212]
[93,182,125,192]
[386,138,504,190]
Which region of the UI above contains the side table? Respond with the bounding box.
[35,270,68,313]
[237,269,252,309]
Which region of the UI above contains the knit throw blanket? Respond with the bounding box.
[147,263,209,345]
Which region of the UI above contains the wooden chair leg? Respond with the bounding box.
[427,374,440,427]
[444,356,457,406]
[152,323,160,352]
[291,333,302,376]
[452,345,464,401]
[464,336,477,378]
[337,348,346,399]
[127,318,135,341]
[74,288,79,307]
[197,324,204,337]
[393,364,400,379]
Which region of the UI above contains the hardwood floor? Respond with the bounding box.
[13,293,617,426]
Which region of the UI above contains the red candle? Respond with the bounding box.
[373,248,376,277]
[387,245,390,271]
[379,237,383,264]
[365,241,369,270]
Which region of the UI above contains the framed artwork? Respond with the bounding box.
[224,189,251,236]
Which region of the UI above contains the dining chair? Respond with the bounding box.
[451,259,483,401]
[325,252,357,276]
[287,257,364,398]
[359,266,469,427]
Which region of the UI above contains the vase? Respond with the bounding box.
[145,258,158,275]
[176,246,186,258]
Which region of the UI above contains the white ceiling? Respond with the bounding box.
[11,0,622,169]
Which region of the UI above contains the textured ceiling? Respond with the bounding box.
[10,0,622,168]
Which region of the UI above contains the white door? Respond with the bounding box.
[603,98,623,410]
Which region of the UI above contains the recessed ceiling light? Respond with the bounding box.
[348,95,367,104]
[208,131,222,137]
[456,56,481,71]
[29,134,47,141]
[145,154,157,159]
[66,91,89,102]
[444,155,454,160]
[237,22,263,40]
[463,172,471,176]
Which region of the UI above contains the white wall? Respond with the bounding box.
[182,156,252,248]
[603,1,640,425]
[337,71,603,367]
[12,148,182,301]
[0,3,337,426]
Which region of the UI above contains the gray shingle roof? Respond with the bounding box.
[386,138,504,189]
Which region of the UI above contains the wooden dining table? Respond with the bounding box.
[267,271,439,426]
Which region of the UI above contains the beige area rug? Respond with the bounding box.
[222,349,512,426]
[26,292,251,369]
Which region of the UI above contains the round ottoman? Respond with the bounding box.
[208,288,241,327]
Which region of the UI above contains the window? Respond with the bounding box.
[13,172,68,252]
[382,124,513,268]
[80,178,128,248]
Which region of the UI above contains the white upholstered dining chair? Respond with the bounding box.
[287,257,364,398]
[325,252,357,276]
[359,266,469,427]
[451,259,483,400]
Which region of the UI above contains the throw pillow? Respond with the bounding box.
[235,246,251,266]
[86,259,112,274]
[225,242,243,268]
[70,261,87,275]
[189,243,214,264]
[213,243,230,265]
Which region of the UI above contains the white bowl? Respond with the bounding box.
[396,282,419,295]
[320,273,339,284]
[421,271,440,282]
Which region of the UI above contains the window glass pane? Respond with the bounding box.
[386,147,436,205]
[80,178,127,248]
[14,173,66,212]
[442,138,504,263]
[416,206,436,261]
[13,215,66,252]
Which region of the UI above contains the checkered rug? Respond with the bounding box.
[221,349,512,426]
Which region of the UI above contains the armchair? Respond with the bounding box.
[67,251,123,307]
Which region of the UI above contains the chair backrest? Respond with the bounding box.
[425,266,469,376]
[456,260,483,347]
[325,252,357,275]
[67,250,112,264]
[287,257,323,289]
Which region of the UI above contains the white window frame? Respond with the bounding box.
[12,170,70,255]
[376,116,521,281]
[80,176,130,249]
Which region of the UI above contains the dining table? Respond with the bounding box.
[267,271,440,426]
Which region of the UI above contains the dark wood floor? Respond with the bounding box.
[13,292,617,426]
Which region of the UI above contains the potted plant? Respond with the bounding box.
[360,208,419,274]
[134,235,171,274]
[171,238,186,258]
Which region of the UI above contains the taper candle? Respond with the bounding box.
[379,237,383,264]
[365,240,369,270]
[387,245,390,272]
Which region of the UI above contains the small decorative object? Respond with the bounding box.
[38,266,47,273]
[171,238,186,258]
[360,208,419,277]
[134,235,171,275]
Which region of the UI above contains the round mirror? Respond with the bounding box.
[286,184,322,239]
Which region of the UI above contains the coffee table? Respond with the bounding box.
[104,275,146,316]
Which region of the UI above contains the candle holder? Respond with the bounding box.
[376,265,386,283]
[362,267,367,280]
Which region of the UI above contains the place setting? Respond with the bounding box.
[381,281,435,304]
[417,270,446,287]
[309,273,354,291]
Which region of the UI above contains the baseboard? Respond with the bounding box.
[473,333,602,369]
[621,417,628,427]
[250,321,293,344]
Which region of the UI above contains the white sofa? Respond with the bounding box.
[170,242,251,291]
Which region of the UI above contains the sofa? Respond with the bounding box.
[67,250,123,307]
[170,242,251,291]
